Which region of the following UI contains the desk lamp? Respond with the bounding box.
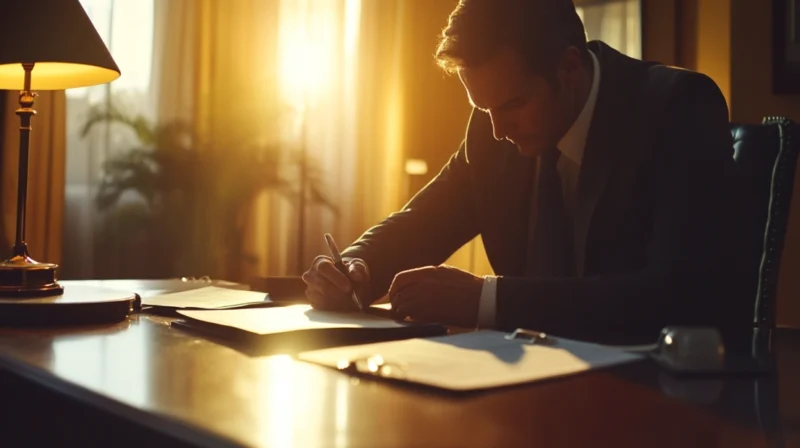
[0,0,120,297]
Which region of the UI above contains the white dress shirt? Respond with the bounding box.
[476,50,601,329]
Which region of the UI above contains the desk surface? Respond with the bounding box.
[0,284,796,447]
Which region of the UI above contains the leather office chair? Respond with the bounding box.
[731,116,800,329]
[731,117,798,448]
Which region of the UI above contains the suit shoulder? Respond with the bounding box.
[641,64,727,104]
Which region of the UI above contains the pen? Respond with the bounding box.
[324,233,365,312]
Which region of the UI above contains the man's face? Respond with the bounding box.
[459,47,577,157]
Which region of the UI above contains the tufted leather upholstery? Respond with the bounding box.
[731,117,800,328]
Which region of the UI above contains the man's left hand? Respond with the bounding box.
[388,265,484,328]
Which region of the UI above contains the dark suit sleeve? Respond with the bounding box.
[341,142,479,303]
[496,73,746,343]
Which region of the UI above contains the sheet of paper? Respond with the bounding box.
[299,330,643,391]
[60,279,248,298]
[143,286,269,309]
[177,304,406,334]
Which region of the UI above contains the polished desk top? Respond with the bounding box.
[0,287,796,447]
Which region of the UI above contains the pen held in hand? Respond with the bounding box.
[324,233,365,312]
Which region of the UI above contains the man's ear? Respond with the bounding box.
[556,46,584,88]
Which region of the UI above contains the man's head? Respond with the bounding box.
[436,0,590,157]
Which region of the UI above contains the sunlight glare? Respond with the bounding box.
[278,2,332,113]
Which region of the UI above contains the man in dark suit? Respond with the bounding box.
[302,0,751,343]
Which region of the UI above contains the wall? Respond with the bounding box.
[731,0,800,124]
[400,0,472,190]
[396,0,494,275]
[695,0,731,104]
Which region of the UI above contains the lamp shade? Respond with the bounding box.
[0,0,121,90]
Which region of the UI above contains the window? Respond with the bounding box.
[577,0,641,58]
[63,0,155,278]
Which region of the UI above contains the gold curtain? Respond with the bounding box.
[152,0,284,280]
[281,0,493,277]
[150,0,494,280]
[0,90,66,265]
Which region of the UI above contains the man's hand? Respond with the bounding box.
[302,256,370,311]
[388,265,483,328]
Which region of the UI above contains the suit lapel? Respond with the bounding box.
[574,42,629,277]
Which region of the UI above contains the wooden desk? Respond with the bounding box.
[0,288,796,447]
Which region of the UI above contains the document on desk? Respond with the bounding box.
[178,304,404,333]
[174,304,446,343]
[299,330,644,391]
[143,286,270,310]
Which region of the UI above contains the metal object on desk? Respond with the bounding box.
[0,285,137,327]
[505,328,557,345]
[337,354,408,380]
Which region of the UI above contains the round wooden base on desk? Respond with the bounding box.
[0,285,139,327]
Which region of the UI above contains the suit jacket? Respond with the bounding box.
[342,41,753,344]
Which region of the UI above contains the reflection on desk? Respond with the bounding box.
[0,312,796,447]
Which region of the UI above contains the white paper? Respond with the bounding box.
[60,279,248,298]
[299,330,643,391]
[177,304,406,334]
[143,286,269,309]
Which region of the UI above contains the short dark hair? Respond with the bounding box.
[435,0,588,76]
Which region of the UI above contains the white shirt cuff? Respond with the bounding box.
[477,275,498,329]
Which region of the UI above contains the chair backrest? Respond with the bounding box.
[731,117,800,328]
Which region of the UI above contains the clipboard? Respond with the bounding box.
[298,328,644,392]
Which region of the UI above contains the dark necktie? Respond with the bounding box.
[526,147,575,278]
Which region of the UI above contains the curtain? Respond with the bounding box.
[286,0,409,274]
[152,0,416,280]
[151,0,284,280]
[578,0,642,58]
[62,0,155,279]
[0,91,67,265]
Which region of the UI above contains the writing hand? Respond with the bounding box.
[388,265,483,328]
[302,256,370,311]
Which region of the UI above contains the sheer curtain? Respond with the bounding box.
[63,0,406,280]
[151,0,413,279]
[62,0,155,279]
[578,0,641,58]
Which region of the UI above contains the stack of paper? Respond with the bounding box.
[142,286,271,310]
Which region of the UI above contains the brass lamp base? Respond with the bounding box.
[0,254,64,297]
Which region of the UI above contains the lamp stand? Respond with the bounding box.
[0,63,63,297]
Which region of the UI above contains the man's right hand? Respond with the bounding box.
[302,256,370,310]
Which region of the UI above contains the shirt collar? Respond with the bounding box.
[556,50,600,165]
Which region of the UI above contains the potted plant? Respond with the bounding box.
[81,104,336,280]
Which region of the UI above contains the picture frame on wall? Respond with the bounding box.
[773,0,800,94]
